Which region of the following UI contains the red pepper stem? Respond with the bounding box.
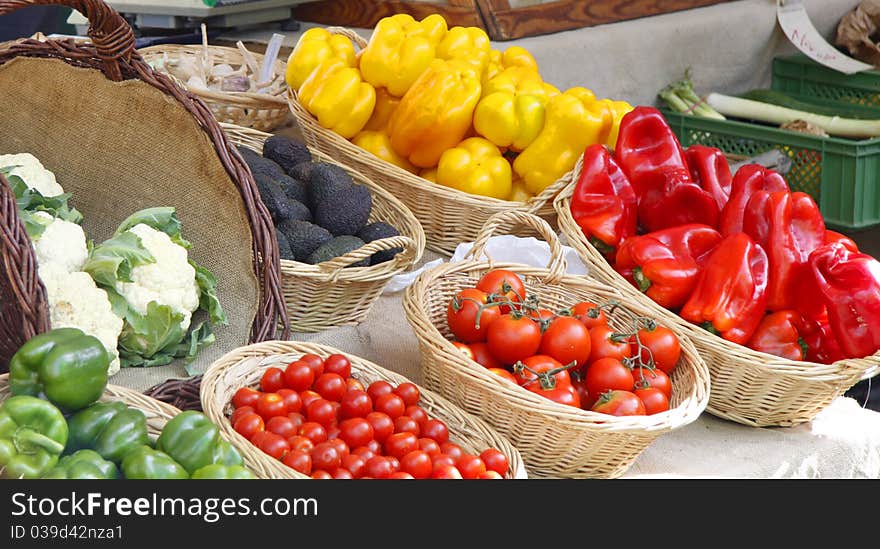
[632,267,653,293]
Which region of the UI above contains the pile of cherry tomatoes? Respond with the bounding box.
[447,269,681,416]
[230,352,511,479]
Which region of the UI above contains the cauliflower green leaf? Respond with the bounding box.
[191,260,228,326]
[83,231,156,287]
[2,165,83,224]
[115,207,191,249]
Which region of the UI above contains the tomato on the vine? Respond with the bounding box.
[447,288,501,343]
[525,379,580,407]
[591,390,647,416]
[469,342,503,369]
[584,357,634,399]
[488,368,518,384]
[571,301,608,330]
[632,325,681,374]
[539,316,592,368]
[260,367,286,393]
[451,341,476,361]
[570,373,595,410]
[634,387,670,415]
[589,325,632,363]
[476,269,526,314]
[487,314,542,365]
[631,367,672,399]
[513,355,573,388]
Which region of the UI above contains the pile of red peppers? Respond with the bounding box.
[570,106,880,363]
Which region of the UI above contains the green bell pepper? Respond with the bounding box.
[156,411,242,474]
[0,395,68,479]
[9,328,109,413]
[121,446,189,479]
[66,402,149,463]
[191,464,256,479]
[42,449,120,479]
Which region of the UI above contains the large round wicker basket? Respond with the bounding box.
[554,175,880,427]
[200,340,529,479]
[287,27,573,256]
[222,123,425,333]
[403,211,711,478]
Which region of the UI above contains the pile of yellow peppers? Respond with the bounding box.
[286,14,633,202]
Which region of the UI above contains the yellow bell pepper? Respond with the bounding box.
[363,87,400,132]
[484,46,539,83]
[513,87,613,195]
[352,130,418,174]
[420,167,438,183]
[436,137,512,199]
[436,26,491,73]
[285,28,357,91]
[598,98,635,149]
[507,178,533,202]
[298,58,376,139]
[359,13,448,98]
[473,67,558,151]
[388,58,482,169]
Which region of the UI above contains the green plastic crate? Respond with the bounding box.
[660,109,880,231]
[772,53,880,109]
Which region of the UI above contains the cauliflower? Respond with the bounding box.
[38,262,124,376]
[30,211,89,273]
[115,223,200,332]
[0,153,64,197]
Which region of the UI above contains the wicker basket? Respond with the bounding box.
[222,123,425,333]
[287,27,573,256]
[139,44,290,132]
[200,340,529,479]
[554,176,880,427]
[402,211,711,478]
[0,1,288,399]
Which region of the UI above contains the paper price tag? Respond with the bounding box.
[777,0,874,74]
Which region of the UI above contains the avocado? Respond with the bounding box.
[254,174,291,223]
[288,199,312,223]
[357,222,402,265]
[288,161,313,182]
[239,146,286,179]
[306,235,369,267]
[263,135,311,172]
[309,162,372,236]
[278,220,333,262]
[274,227,296,261]
[277,174,310,207]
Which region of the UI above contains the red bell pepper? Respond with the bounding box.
[824,230,859,253]
[614,107,719,232]
[742,190,826,312]
[569,144,637,256]
[718,164,788,237]
[747,310,808,361]
[806,242,880,359]
[684,145,732,211]
[679,233,769,345]
[614,224,722,310]
[800,312,845,364]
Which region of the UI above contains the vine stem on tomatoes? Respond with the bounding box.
[512,359,578,390]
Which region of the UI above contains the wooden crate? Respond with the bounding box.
[293,0,484,29]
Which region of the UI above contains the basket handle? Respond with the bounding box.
[326,26,369,49]
[467,211,567,284]
[318,235,418,281]
[0,0,135,81]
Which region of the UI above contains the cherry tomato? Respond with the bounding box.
[340,390,373,419]
[256,393,287,419]
[374,393,406,419]
[571,301,608,330]
[422,419,449,444]
[229,405,255,426]
[306,398,337,426]
[488,368,518,384]
[589,325,633,363]
[530,308,557,329]
[389,471,415,479]
[347,378,365,392]
[299,421,328,444]
[447,288,501,343]
[469,342,503,369]
[633,325,681,374]
[365,412,394,443]
[631,367,673,399]
[287,435,314,453]
[351,446,376,463]
[584,357,634,400]
[234,413,264,439]
[365,456,395,479]
[327,438,350,460]
[250,431,289,460]
[570,373,595,410]
[456,455,487,479]
[591,390,647,416]
[313,373,347,402]
[393,415,421,436]
[366,380,394,402]
[400,450,433,479]
[299,390,323,409]
[419,438,442,456]
[299,354,325,379]
[365,439,382,455]
[431,454,456,469]
[260,367,286,393]
[539,316,592,368]
[384,432,419,460]
[513,355,573,389]
[282,450,312,475]
[431,463,463,479]
[479,448,510,476]
[311,442,342,472]
[525,379,581,407]
[476,269,526,314]
[323,354,352,379]
[439,442,464,462]
[332,468,354,479]
[487,314,542,365]
[404,405,428,428]
[286,412,305,432]
[342,454,366,478]
[266,416,299,439]
[338,418,374,449]
[393,382,421,407]
[282,361,314,392]
[232,387,261,409]
[451,341,476,361]
[311,470,333,479]
[634,387,670,415]
[478,470,504,479]
[276,389,302,414]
